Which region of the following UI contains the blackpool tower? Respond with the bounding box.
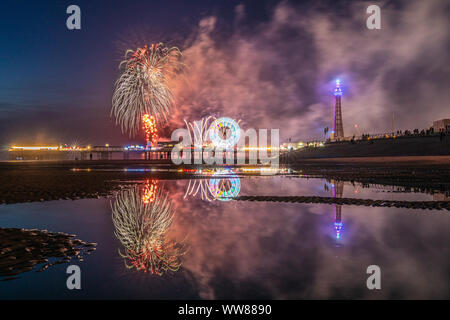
[333,79,344,140]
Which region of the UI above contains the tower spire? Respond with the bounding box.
[333,79,344,140]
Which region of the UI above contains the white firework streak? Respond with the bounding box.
[183,116,243,147]
[183,116,215,146]
[184,179,216,202]
[112,43,183,136]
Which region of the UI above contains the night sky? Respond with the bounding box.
[0,0,449,154]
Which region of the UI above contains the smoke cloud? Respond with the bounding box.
[170,0,450,141]
[0,0,448,151]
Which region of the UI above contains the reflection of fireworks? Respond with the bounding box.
[142,179,158,203]
[184,179,216,202]
[112,43,183,136]
[143,114,158,147]
[111,185,185,275]
[184,172,241,202]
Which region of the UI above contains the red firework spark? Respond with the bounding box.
[143,114,158,146]
[142,179,158,204]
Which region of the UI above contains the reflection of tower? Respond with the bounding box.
[333,79,344,140]
[333,180,344,239]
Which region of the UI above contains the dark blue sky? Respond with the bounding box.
[0,0,449,151]
[0,0,280,148]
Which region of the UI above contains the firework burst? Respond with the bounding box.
[183,117,243,148]
[111,183,185,275]
[112,43,183,136]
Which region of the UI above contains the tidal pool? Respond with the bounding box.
[1,173,449,299]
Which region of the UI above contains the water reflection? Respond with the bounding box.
[184,169,241,202]
[332,181,344,240]
[1,172,450,299]
[111,181,186,275]
[209,174,241,201]
[142,179,158,204]
[184,179,215,201]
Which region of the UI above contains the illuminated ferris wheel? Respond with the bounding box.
[209,117,241,150]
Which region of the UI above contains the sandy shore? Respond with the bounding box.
[0,158,449,204]
[0,228,96,281]
[294,155,450,165]
[235,195,450,211]
[284,155,450,192]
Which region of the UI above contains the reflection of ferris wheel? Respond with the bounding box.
[208,174,241,201]
[184,173,241,202]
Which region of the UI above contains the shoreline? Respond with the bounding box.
[289,155,450,165]
[0,170,448,206]
[1,154,450,166]
[0,156,449,205]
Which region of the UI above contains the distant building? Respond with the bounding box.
[433,119,450,132]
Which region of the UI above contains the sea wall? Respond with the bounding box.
[281,135,450,162]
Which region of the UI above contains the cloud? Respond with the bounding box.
[1,0,448,148]
[169,0,450,141]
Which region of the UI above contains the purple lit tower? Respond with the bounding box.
[333,79,344,140]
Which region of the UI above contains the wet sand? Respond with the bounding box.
[286,156,450,193]
[293,155,450,165]
[0,168,132,204]
[0,228,96,281]
[0,157,449,204]
[235,195,450,211]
